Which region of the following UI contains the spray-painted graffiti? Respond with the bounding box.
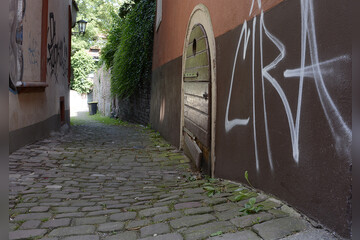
[9,0,26,90]
[225,0,352,172]
[47,12,68,82]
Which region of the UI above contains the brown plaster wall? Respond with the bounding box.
[151,0,352,237]
[9,111,69,153]
[150,57,182,148]
[152,0,283,70]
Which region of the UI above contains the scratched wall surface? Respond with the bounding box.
[9,0,26,87]
[22,0,42,82]
[151,0,352,237]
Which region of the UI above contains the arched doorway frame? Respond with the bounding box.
[180,4,216,177]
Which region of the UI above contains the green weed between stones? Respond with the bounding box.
[233,188,257,202]
[245,170,255,188]
[70,117,87,126]
[252,217,261,225]
[239,197,264,216]
[238,171,264,215]
[149,131,171,148]
[168,202,175,211]
[202,177,225,197]
[14,220,25,230]
[210,231,223,237]
[90,113,128,126]
[202,183,220,197]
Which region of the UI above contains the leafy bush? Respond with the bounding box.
[102,0,156,98]
[71,49,95,94]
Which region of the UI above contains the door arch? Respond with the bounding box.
[180,4,216,177]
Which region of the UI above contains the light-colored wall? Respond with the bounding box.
[9,0,73,134]
[92,64,113,117]
[22,0,42,82]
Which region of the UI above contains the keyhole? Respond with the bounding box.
[193,39,197,56]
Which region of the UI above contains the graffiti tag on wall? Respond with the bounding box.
[47,12,68,82]
[225,0,351,172]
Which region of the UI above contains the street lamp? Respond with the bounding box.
[77,19,87,35]
[72,19,87,35]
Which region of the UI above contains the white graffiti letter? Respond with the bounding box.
[225,21,251,132]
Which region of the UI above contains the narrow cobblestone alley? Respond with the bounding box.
[9,113,341,240]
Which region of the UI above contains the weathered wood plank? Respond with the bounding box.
[184,132,202,169]
[184,106,209,132]
[184,118,210,148]
[184,66,210,82]
[184,82,209,97]
[185,51,209,70]
[184,94,208,114]
[189,25,205,42]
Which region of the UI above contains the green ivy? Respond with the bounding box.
[100,12,124,69]
[101,0,155,98]
[71,49,95,94]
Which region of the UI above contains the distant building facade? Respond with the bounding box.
[9,0,78,152]
[150,0,352,237]
[92,64,113,117]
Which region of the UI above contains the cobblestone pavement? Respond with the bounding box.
[9,113,341,240]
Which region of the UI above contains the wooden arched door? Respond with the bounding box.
[183,24,211,175]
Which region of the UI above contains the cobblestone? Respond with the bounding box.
[126,219,151,230]
[48,225,96,237]
[139,233,183,240]
[252,217,310,240]
[104,231,137,240]
[74,216,107,225]
[139,206,169,217]
[19,220,41,229]
[98,222,125,232]
[41,218,71,228]
[153,211,182,222]
[109,211,137,221]
[9,229,47,240]
[140,223,170,238]
[62,236,100,240]
[170,214,216,229]
[207,230,261,240]
[9,112,341,240]
[13,213,52,222]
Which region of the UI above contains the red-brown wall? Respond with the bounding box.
[152,0,283,69]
